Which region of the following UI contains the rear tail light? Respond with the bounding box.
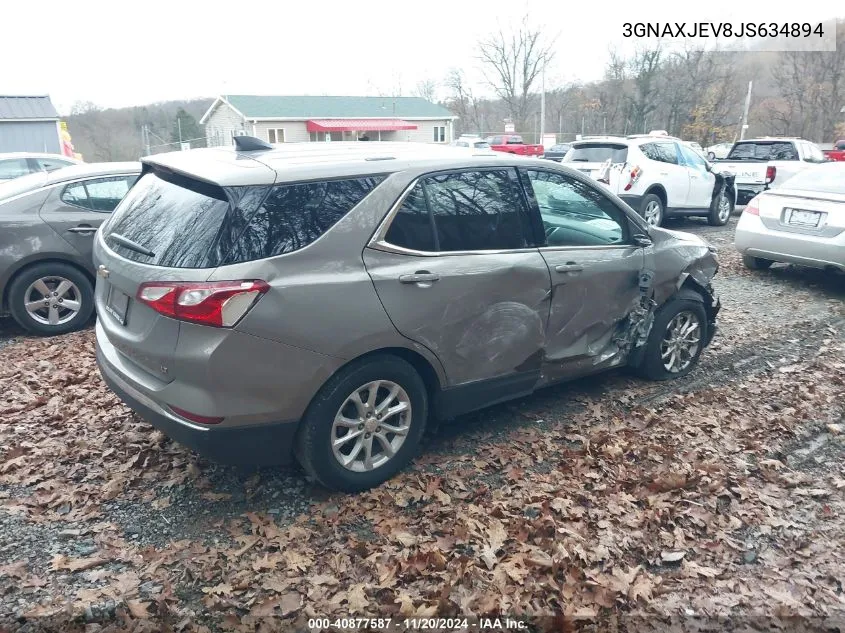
[169,405,223,425]
[765,165,776,184]
[744,196,760,215]
[137,280,270,328]
[623,165,642,191]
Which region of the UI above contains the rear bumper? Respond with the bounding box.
[736,184,766,205]
[96,331,300,466]
[735,214,845,270]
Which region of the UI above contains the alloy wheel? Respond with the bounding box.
[644,200,662,226]
[23,277,82,326]
[331,380,412,472]
[660,310,702,373]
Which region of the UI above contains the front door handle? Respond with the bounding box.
[67,225,96,234]
[399,272,440,284]
[555,263,583,273]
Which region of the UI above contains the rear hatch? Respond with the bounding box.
[562,143,628,190]
[93,161,273,383]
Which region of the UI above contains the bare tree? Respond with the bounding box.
[625,45,663,133]
[414,79,438,103]
[477,15,556,132]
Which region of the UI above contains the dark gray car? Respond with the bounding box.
[93,140,720,492]
[0,163,140,335]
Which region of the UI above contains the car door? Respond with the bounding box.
[678,143,715,208]
[520,167,645,383]
[39,175,137,264]
[363,168,551,409]
[640,141,690,207]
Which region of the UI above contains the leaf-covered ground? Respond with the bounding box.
[1,218,844,632]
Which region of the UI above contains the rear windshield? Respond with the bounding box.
[564,143,628,164]
[103,170,384,268]
[727,141,798,161]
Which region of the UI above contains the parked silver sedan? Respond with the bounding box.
[735,162,845,271]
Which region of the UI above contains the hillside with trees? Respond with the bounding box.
[64,98,212,162]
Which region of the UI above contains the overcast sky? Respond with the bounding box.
[2,0,841,114]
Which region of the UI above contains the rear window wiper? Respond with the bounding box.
[570,158,590,162]
[109,233,156,257]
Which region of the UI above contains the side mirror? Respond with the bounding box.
[632,233,653,247]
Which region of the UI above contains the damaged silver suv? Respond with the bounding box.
[94,138,720,492]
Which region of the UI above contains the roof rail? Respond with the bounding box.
[233,135,273,151]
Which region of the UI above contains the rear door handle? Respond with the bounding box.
[399,272,440,284]
[555,263,583,273]
[67,225,97,234]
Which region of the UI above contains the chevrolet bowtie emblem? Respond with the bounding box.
[97,265,110,279]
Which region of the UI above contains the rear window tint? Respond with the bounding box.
[780,164,845,194]
[104,171,383,268]
[564,144,628,163]
[224,176,384,264]
[727,142,798,161]
[104,172,265,269]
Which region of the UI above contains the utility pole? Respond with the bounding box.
[539,61,546,146]
[142,125,151,156]
[739,80,753,141]
[177,117,183,144]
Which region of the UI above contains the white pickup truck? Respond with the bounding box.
[714,138,827,205]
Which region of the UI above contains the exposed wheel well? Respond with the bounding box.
[2,258,94,313]
[679,277,715,322]
[644,186,667,207]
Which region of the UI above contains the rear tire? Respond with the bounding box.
[742,255,773,270]
[295,355,428,492]
[640,193,665,227]
[8,262,94,336]
[708,189,734,226]
[634,289,708,381]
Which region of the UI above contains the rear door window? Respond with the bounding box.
[0,158,31,179]
[224,176,384,263]
[727,142,798,161]
[641,142,679,165]
[564,144,628,164]
[383,169,532,252]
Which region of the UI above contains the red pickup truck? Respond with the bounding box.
[823,140,845,162]
[485,134,544,157]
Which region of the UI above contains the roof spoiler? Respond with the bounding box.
[233,135,273,151]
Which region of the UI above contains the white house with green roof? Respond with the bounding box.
[200,95,458,147]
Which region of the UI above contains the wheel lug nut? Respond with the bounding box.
[365,433,371,438]
[358,424,364,430]
[376,426,381,432]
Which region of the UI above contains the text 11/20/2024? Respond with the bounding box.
[307,617,529,631]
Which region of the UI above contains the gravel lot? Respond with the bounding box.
[1,215,844,632]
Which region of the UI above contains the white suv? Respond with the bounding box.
[561,135,737,227]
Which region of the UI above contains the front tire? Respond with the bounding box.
[708,189,734,226]
[640,193,665,227]
[8,262,94,336]
[634,289,708,381]
[742,255,773,270]
[295,355,428,492]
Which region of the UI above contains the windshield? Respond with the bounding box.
[564,143,628,163]
[473,142,491,149]
[727,141,798,161]
[780,164,845,194]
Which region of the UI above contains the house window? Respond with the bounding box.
[268,129,285,144]
[433,126,446,143]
